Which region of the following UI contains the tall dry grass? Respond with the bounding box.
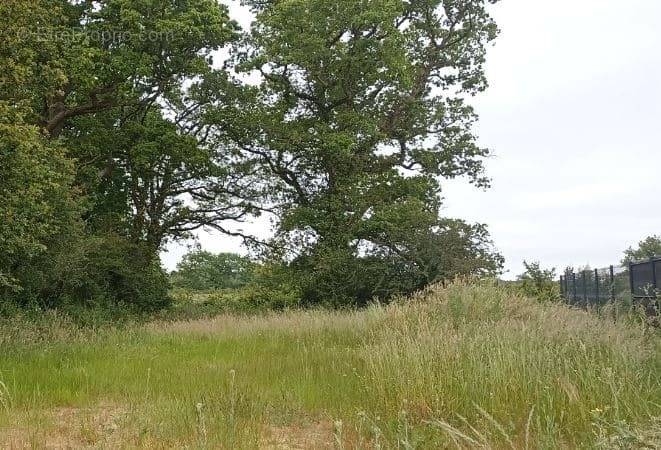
[0,281,659,448]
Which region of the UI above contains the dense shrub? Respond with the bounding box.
[164,263,302,320]
[3,233,170,315]
[517,261,560,302]
[289,221,504,307]
[49,234,171,312]
[0,117,82,308]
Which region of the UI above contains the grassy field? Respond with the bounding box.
[0,282,660,449]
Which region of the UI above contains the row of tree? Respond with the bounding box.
[1,0,504,311]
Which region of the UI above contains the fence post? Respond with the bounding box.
[652,257,658,296]
[559,275,564,299]
[594,268,599,306]
[572,272,577,304]
[629,262,635,303]
[582,271,587,305]
[609,265,615,302]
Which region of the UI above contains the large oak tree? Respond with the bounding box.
[200,0,503,304]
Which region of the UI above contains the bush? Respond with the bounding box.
[8,234,171,314]
[0,118,82,307]
[162,264,302,320]
[517,261,560,302]
[0,118,170,316]
[55,234,172,312]
[285,220,504,308]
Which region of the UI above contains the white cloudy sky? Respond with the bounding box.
[163,0,661,279]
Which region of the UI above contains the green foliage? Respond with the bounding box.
[167,262,302,320]
[242,263,303,309]
[622,235,661,264]
[0,113,81,302]
[2,0,504,313]
[291,220,503,307]
[1,0,237,138]
[198,0,503,305]
[0,111,171,312]
[69,109,257,253]
[171,251,255,291]
[54,234,171,312]
[5,232,170,313]
[0,0,239,313]
[517,261,560,302]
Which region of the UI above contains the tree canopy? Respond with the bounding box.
[198,0,503,304]
[1,0,503,311]
[171,251,255,291]
[622,235,661,264]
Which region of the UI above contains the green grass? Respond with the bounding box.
[1,282,660,448]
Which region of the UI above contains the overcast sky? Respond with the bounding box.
[162,0,661,279]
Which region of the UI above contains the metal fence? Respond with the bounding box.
[630,257,661,299]
[559,257,660,307]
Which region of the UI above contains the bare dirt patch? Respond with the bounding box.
[0,404,127,449]
[261,420,335,450]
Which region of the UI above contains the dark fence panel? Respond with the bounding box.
[560,257,660,308]
[630,257,660,299]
